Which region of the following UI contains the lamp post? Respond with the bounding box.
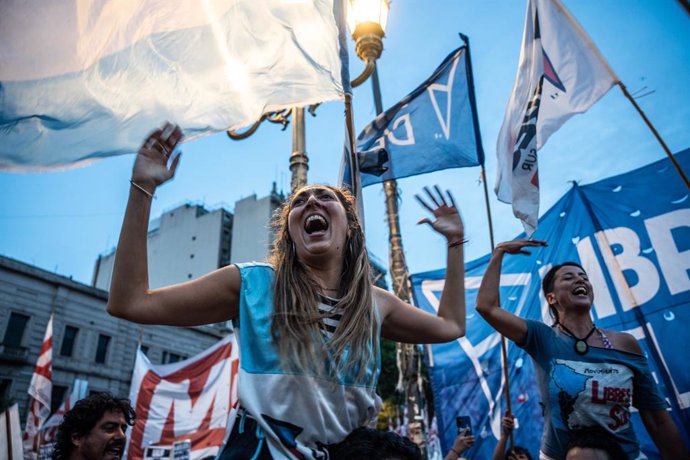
[348,1,427,455]
[227,107,315,192]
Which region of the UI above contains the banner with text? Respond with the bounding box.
[412,149,690,458]
[127,335,239,460]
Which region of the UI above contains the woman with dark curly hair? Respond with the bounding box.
[52,392,134,460]
[107,123,468,459]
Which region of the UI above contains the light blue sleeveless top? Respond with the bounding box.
[231,263,381,460]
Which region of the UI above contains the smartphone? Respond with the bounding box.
[456,415,472,435]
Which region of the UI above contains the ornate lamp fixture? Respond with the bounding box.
[347,0,389,87]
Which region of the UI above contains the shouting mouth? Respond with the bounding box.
[104,442,124,459]
[304,214,329,234]
[572,286,588,296]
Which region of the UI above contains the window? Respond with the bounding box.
[3,312,30,347]
[51,385,68,414]
[95,334,111,363]
[140,345,149,356]
[162,351,184,364]
[0,379,11,401]
[60,326,79,357]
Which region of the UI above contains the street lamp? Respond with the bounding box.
[347,0,389,87]
[347,1,427,455]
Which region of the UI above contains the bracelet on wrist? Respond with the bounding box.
[130,180,155,199]
[450,447,461,458]
[448,238,468,248]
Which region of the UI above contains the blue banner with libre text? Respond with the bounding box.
[412,150,690,459]
[356,35,485,187]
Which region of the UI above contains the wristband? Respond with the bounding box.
[448,238,468,248]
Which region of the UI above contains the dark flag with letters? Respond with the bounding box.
[355,34,485,187]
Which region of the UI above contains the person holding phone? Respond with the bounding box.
[108,123,469,460]
[476,239,689,460]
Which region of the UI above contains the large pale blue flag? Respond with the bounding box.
[355,35,485,188]
[0,0,350,171]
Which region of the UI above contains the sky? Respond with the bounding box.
[1,1,689,289]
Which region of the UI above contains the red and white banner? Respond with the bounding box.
[127,334,239,460]
[24,314,53,458]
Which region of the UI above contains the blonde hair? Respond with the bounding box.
[268,185,378,383]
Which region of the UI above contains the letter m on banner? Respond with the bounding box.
[127,334,239,460]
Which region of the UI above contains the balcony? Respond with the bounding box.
[0,344,30,363]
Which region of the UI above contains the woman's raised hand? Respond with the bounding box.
[132,122,184,192]
[415,185,464,243]
[495,238,547,256]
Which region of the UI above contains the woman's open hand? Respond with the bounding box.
[495,238,547,256]
[415,185,464,243]
[132,122,184,191]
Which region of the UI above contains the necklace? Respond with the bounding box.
[558,323,597,355]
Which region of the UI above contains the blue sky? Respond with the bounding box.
[1,0,689,287]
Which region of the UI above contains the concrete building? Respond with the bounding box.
[93,203,233,290]
[0,255,227,418]
[230,183,284,264]
[93,184,286,291]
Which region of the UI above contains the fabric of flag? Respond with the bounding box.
[355,36,485,188]
[23,314,53,458]
[126,335,239,460]
[495,0,617,235]
[0,0,350,171]
[412,149,690,458]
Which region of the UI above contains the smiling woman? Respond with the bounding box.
[475,239,690,460]
[106,124,469,460]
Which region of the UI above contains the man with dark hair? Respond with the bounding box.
[53,392,135,460]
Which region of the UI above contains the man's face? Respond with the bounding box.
[71,409,128,460]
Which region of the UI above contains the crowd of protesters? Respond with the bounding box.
[50,125,689,459]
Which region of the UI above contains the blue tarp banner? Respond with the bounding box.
[356,35,485,187]
[411,150,690,459]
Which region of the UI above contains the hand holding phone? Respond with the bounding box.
[456,415,472,435]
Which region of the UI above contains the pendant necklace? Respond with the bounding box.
[558,323,597,355]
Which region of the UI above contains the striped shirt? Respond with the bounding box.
[318,294,343,339]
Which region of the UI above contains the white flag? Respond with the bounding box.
[0,0,350,171]
[495,0,617,235]
[23,315,53,458]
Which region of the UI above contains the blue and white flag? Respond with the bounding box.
[0,0,350,171]
[412,149,690,458]
[356,35,485,188]
[495,0,617,235]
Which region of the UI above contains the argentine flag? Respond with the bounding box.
[0,0,350,171]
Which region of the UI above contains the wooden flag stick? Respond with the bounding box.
[617,81,690,189]
[344,93,362,215]
[480,166,514,450]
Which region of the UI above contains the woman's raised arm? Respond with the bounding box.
[476,239,546,344]
[379,186,466,343]
[107,123,240,326]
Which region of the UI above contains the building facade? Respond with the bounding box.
[93,203,234,290]
[0,256,227,419]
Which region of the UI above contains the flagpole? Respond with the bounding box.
[480,166,514,450]
[550,0,690,190]
[344,93,361,209]
[616,82,690,189]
